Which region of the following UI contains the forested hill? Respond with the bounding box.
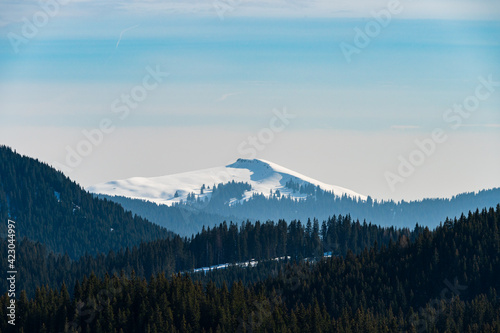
[99,185,500,237]
[0,146,172,258]
[2,206,499,332]
[96,193,237,237]
[0,214,416,298]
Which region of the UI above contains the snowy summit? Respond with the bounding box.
[87,158,366,206]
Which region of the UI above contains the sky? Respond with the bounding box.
[0,0,499,201]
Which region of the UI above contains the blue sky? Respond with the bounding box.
[0,0,499,200]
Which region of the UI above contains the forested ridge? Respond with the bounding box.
[0,146,171,258]
[102,185,500,236]
[1,206,499,332]
[0,214,415,298]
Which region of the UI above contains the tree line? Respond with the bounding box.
[1,206,499,332]
[0,214,415,298]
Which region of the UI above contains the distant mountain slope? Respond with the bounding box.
[95,194,237,237]
[88,158,367,206]
[98,186,500,236]
[224,187,500,227]
[88,157,500,236]
[0,146,172,258]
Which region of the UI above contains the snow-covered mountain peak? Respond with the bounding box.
[87,158,366,206]
[227,158,272,171]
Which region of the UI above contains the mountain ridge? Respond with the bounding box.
[87,158,367,206]
[0,145,171,258]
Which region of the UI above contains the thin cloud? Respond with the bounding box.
[216,92,242,102]
[456,124,500,128]
[2,0,499,22]
[391,125,420,130]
